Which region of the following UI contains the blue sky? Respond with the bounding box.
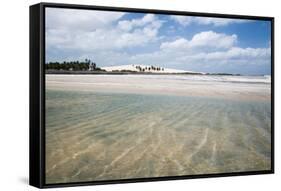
[46,8,271,75]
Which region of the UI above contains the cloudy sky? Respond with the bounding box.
[46,8,271,75]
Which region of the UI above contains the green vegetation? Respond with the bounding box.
[46,59,101,71]
[135,65,164,72]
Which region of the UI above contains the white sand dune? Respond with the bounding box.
[101,64,205,74]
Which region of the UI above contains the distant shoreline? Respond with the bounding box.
[46,74,271,101]
[45,70,241,76]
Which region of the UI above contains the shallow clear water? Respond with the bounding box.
[45,90,271,184]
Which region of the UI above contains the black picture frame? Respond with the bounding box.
[30,2,275,188]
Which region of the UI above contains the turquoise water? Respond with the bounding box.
[46,90,271,184]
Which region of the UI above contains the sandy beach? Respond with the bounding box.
[46,74,271,101]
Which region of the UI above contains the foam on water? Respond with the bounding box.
[45,89,271,184]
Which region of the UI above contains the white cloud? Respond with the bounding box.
[161,31,237,50]
[46,10,163,52]
[127,31,270,74]
[46,8,125,31]
[125,45,270,74]
[195,17,249,26]
[171,15,249,27]
[117,14,157,31]
[161,38,189,49]
[170,16,193,26]
[190,31,237,49]
[205,47,271,60]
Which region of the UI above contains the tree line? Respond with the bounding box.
[135,65,164,72]
[46,59,100,71]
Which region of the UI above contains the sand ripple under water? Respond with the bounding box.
[45,90,271,184]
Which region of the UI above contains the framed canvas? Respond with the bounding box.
[29,2,274,188]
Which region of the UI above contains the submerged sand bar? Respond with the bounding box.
[46,74,271,101]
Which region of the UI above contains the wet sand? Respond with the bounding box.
[45,74,271,184]
[46,75,270,101]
